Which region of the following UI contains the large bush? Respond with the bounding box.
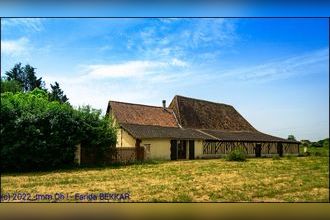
[1,89,117,172]
[226,149,247,162]
[75,105,117,164]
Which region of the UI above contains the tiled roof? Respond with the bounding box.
[121,123,215,140]
[200,129,300,143]
[169,95,257,131]
[108,101,178,127]
[107,96,300,143]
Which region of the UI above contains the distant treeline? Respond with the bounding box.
[300,138,329,148]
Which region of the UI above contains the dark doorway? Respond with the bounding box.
[255,143,262,157]
[170,140,178,160]
[277,143,283,157]
[135,139,144,161]
[189,140,195,159]
[178,140,187,159]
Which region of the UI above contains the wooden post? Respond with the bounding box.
[189,140,195,160]
[170,140,178,160]
[74,143,81,165]
[135,139,143,161]
[277,143,283,157]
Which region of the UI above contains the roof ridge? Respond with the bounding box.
[201,129,259,133]
[174,96,182,127]
[195,129,220,140]
[171,110,182,128]
[121,123,179,128]
[109,100,173,110]
[175,95,233,107]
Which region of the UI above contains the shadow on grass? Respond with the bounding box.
[4,152,325,177]
[1,159,170,177]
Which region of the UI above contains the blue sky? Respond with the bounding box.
[0,2,330,17]
[1,18,329,141]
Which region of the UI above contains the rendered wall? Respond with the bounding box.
[195,140,204,159]
[116,128,136,147]
[141,139,171,160]
[142,139,205,160]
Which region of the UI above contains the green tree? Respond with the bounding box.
[5,63,45,92]
[49,82,68,103]
[287,135,296,141]
[4,63,24,86]
[76,105,117,153]
[1,89,117,172]
[23,64,45,91]
[1,78,22,93]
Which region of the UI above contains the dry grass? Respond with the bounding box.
[1,156,329,202]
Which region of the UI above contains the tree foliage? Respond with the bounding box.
[1,78,23,93]
[1,89,117,172]
[287,135,296,141]
[76,105,117,152]
[5,63,45,92]
[49,81,68,103]
[309,138,329,148]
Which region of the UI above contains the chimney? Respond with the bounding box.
[162,100,166,108]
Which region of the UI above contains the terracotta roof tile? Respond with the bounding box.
[121,123,215,140]
[201,129,300,143]
[107,96,300,143]
[108,101,178,127]
[169,95,257,131]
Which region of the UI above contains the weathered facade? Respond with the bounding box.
[106,95,300,161]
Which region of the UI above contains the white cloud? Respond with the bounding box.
[85,61,161,78]
[176,19,236,48]
[1,37,30,58]
[40,56,191,114]
[2,18,44,32]
[43,72,170,114]
[170,58,188,67]
[42,58,193,113]
[219,48,329,83]
[83,59,189,79]
[148,72,192,84]
[133,18,236,62]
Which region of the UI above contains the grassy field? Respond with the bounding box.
[1,155,328,202]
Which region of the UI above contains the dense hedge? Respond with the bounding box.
[226,149,247,162]
[75,105,118,164]
[1,89,117,172]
